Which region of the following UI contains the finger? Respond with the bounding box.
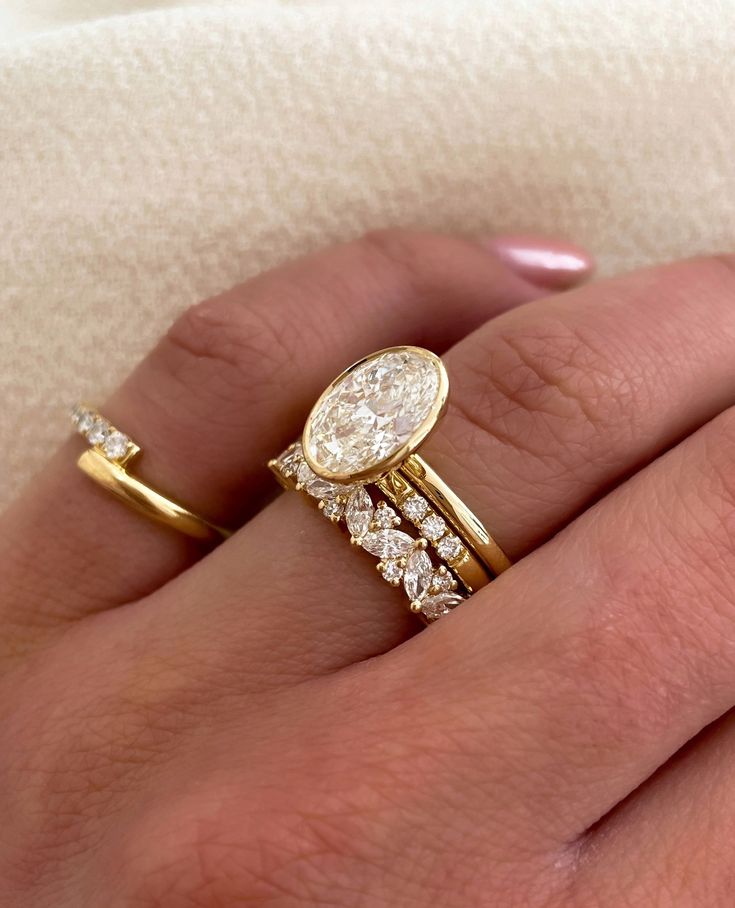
[401,403,735,846]
[573,712,735,906]
[159,254,735,681]
[0,230,565,650]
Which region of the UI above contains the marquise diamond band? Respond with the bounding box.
[271,441,465,622]
[71,404,229,543]
[269,346,511,622]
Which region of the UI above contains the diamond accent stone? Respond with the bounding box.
[102,431,130,461]
[361,529,414,559]
[71,405,94,434]
[373,503,399,529]
[430,569,455,592]
[403,549,433,601]
[436,534,463,562]
[345,486,373,538]
[306,348,442,477]
[87,418,110,445]
[380,559,403,585]
[420,514,446,542]
[276,444,303,478]
[401,494,429,522]
[422,591,464,622]
[321,498,344,521]
[297,461,346,499]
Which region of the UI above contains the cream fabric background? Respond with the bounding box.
[1,1,734,506]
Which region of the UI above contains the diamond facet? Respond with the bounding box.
[71,405,94,434]
[297,461,346,499]
[102,431,130,461]
[373,503,399,529]
[87,418,109,445]
[380,559,403,585]
[321,498,344,521]
[420,514,446,542]
[276,444,303,478]
[361,529,414,559]
[436,534,463,562]
[430,568,455,592]
[401,494,429,522]
[403,548,433,601]
[305,348,443,478]
[345,486,373,539]
[422,591,464,621]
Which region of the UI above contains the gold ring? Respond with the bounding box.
[269,346,510,622]
[71,405,229,543]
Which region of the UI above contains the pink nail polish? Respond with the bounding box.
[481,233,595,290]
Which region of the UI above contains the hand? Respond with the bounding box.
[0,230,732,906]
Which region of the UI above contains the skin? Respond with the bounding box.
[1,229,734,906]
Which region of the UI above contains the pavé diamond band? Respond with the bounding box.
[71,405,229,543]
[269,346,511,622]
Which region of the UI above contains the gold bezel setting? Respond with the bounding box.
[302,346,449,484]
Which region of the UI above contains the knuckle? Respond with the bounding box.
[161,294,292,407]
[453,315,644,461]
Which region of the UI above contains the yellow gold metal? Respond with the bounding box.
[376,469,493,593]
[302,346,449,484]
[271,342,512,613]
[78,449,229,543]
[399,453,511,578]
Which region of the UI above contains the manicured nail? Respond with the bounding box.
[481,233,595,290]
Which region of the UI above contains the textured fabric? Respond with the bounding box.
[1,0,734,505]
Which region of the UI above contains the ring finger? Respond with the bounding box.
[156,254,735,679]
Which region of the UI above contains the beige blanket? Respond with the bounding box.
[1,0,734,505]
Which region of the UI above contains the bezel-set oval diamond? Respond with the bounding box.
[302,346,448,483]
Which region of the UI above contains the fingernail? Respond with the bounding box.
[480,233,595,290]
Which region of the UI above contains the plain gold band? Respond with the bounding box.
[77,449,229,543]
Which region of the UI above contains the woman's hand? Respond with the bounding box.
[1,230,733,906]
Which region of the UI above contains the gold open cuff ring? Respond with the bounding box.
[269,346,510,622]
[71,405,229,543]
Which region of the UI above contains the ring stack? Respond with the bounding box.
[269,346,510,622]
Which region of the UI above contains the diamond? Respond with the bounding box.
[401,494,429,522]
[276,443,303,478]
[297,461,346,500]
[305,348,442,477]
[373,503,399,529]
[102,431,130,461]
[380,559,403,585]
[403,548,433,601]
[421,591,464,622]
[430,568,455,592]
[86,418,110,445]
[436,534,463,562]
[71,405,94,434]
[345,486,373,539]
[361,529,414,559]
[321,498,344,521]
[420,514,446,542]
